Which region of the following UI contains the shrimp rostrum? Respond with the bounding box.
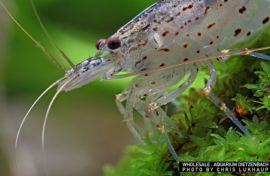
[6,0,270,161]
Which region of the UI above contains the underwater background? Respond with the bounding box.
[0,0,270,176]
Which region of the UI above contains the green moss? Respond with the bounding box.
[103,28,270,176]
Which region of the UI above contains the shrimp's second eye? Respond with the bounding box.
[96,39,106,50]
[107,38,121,50]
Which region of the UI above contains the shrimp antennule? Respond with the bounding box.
[15,79,62,149]
[41,78,74,152]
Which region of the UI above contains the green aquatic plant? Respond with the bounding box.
[104,49,270,176]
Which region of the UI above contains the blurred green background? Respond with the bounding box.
[2,1,269,176]
[0,0,158,175]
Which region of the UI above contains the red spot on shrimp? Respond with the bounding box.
[159,48,170,52]
[166,17,174,23]
[184,58,189,62]
[176,12,181,16]
[142,24,150,31]
[263,17,270,24]
[234,28,242,36]
[204,6,210,14]
[142,56,148,60]
[183,43,188,48]
[182,4,193,12]
[207,23,216,29]
[160,63,165,67]
[162,31,169,37]
[239,6,246,14]
[135,60,142,68]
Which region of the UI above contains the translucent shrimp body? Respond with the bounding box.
[4,0,269,163]
[57,0,270,161]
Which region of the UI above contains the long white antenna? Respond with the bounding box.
[41,78,73,152]
[15,79,61,149]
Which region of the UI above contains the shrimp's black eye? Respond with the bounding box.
[107,38,121,50]
[96,39,106,50]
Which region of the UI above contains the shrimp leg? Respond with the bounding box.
[148,69,198,111]
[248,52,270,61]
[203,64,252,137]
[142,69,197,161]
[143,104,180,161]
[115,91,145,144]
[117,90,180,161]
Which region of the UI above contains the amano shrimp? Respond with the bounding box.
[2,0,270,162]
